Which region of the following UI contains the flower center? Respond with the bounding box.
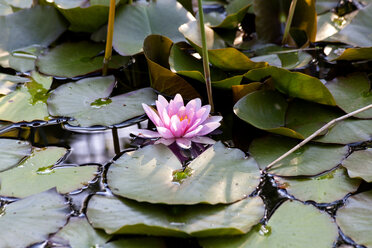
[179,115,188,122]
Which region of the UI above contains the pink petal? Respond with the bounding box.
[183,125,203,138]
[176,137,192,149]
[191,136,216,145]
[170,115,183,137]
[195,105,211,124]
[186,98,201,112]
[155,138,175,146]
[161,108,171,127]
[142,104,163,127]
[168,94,184,116]
[131,129,161,138]
[197,122,221,136]
[157,126,175,139]
[202,115,223,125]
[185,118,202,133]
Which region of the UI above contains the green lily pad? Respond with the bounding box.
[107,142,261,204]
[50,217,111,248]
[0,189,69,248]
[0,71,52,122]
[37,41,130,78]
[316,0,339,13]
[275,168,361,203]
[0,5,67,69]
[286,99,372,144]
[326,73,372,118]
[342,148,372,182]
[233,90,304,139]
[8,45,43,73]
[0,0,12,16]
[0,146,98,198]
[328,3,372,47]
[331,47,372,61]
[0,138,31,172]
[103,238,166,248]
[0,73,30,95]
[47,75,157,127]
[87,194,265,236]
[249,136,348,176]
[112,0,194,56]
[316,12,351,42]
[210,2,251,29]
[199,200,338,248]
[53,0,119,32]
[143,35,201,99]
[244,66,336,106]
[336,191,372,247]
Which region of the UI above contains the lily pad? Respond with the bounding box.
[0,5,67,68]
[342,148,372,182]
[107,142,261,204]
[244,66,336,106]
[0,73,30,95]
[249,136,348,176]
[3,0,32,9]
[286,99,372,144]
[0,138,31,172]
[199,200,338,248]
[336,190,372,247]
[328,3,372,47]
[50,217,111,248]
[275,168,361,203]
[8,45,43,73]
[210,2,251,29]
[0,189,69,248]
[47,76,157,127]
[331,47,372,61]
[326,73,372,118]
[233,90,304,139]
[53,0,118,32]
[87,194,265,236]
[112,0,194,56]
[0,71,52,122]
[143,35,201,99]
[37,41,130,78]
[0,146,98,198]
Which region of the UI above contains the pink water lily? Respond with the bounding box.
[132,94,222,149]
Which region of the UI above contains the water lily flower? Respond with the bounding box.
[132,94,222,149]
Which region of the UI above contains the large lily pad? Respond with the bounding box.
[50,217,111,248]
[87,194,265,237]
[326,73,372,118]
[0,71,52,122]
[233,90,304,139]
[342,148,372,182]
[37,41,129,78]
[107,142,261,204]
[286,100,372,144]
[112,0,194,55]
[244,66,336,106]
[0,146,98,198]
[0,138,31,172]
[47,76,157,127]
[249,136,348,176]
[0,5,67,68]
[0,189,69,248]
[275,168,361,203]
[199,200,338,248]
[336,190,372,247]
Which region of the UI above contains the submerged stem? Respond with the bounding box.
[197,0,214,112]
[265,103,372,172]
[282,0,298,45]
[103,0,116,76]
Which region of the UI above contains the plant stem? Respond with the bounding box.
[197,0,214,112]
[103,0,116,76]
[264,103,372,172]
[282,0,298,45]
[112,127,121,155]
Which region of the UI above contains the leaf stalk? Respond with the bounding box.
[103,0,116,76]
